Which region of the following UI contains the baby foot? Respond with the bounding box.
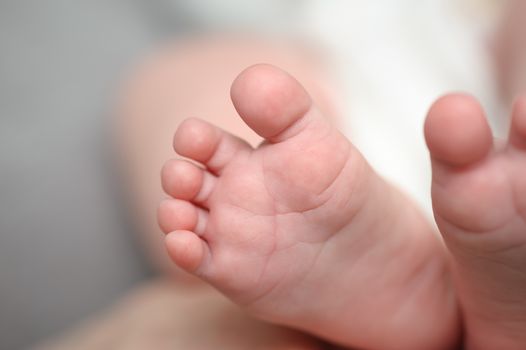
[425,94,526,349]
[159,64,458,349]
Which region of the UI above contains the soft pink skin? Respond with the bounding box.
[115,39,349,350]
[159,64,459,350]
[425,94,526,350]
[494,0,526,101]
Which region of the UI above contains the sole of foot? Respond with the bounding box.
[425,93,526,349]
[160,64,459,349]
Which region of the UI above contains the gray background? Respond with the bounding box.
[0,1,297,348]
[0,1,192,349]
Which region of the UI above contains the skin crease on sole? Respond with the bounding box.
[425,93,526,350]
[159,64,459,350]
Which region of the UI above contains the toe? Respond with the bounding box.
[158,199,208,235]
[161,159,216,206]
[424,94,493,166]
[425,95,504,231]
[174,118,252,174]
[165,230,210,273]
[508,94,526,149]
[161,159,202,200]
[230,64,314,142]
[229,64,353,210]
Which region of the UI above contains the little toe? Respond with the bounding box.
[165,230,211,273]
[174,118,251,174]
[508,94,526,149]
[161,159,216,206]
[158,199,208,235]
[424,93,493,167]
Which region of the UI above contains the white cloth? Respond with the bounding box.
[300,0,501,215]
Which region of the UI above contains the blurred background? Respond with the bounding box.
[0,2,156,349]
[0,0,512,349]
[0,2,307,348]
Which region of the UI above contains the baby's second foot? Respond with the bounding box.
[425,94,526,349]
[159,65,458,349]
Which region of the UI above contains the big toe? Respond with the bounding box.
[230,64,313,142]
[424,94,493,166]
